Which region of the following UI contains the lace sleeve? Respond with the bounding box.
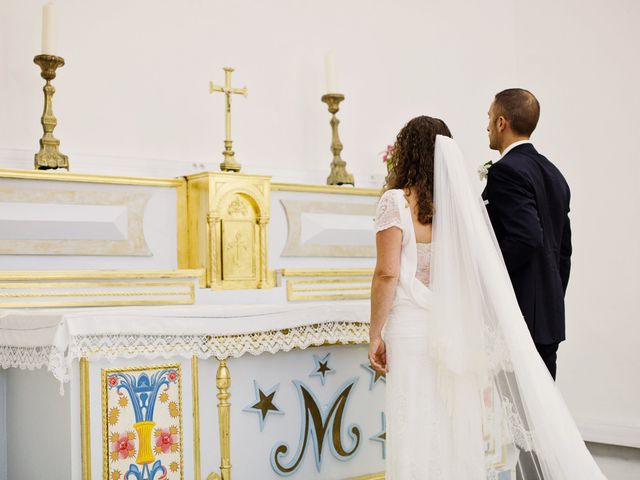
[375,190,403,233]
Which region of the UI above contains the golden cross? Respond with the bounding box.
[209,67,248,172]
[228,232,248,259]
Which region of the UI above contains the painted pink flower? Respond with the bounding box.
[168,371,178,382]
[155,428,179,454]
[112,433,135,460]
[108,376,118,387]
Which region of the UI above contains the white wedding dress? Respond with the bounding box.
[376,136,607,479]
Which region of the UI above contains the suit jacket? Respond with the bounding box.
[483,143,572,344]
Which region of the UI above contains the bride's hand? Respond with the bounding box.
[368,336,388,374]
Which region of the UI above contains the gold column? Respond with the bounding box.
[177,179,190,270]
[80,357,92,480]
[217,360,231,480]
[206,211,220,289]
[192,356,202,480]
[258,217,268,288]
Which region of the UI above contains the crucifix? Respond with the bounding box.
[209,67,248,172]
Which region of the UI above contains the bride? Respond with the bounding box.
[368,116,607,479]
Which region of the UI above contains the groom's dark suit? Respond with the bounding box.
[483,143,572,379]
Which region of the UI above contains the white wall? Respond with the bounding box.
[0,0,516,183]
[0,0,638,447]
[512,0,640,447]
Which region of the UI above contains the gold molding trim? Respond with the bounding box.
[0,279,196,308]
[286,275,372,302]
[0,167,184,187]
[192,356,202,480]
[80,357,92,480]
[290,277,372,287]
[0,297,194,309]
[102,363,184,480]
[294,285,370,291]
[288,292,370,302]
[0,281,191,292]
[283,268,374,301]
[187,171,270,182]
[346,473,385,480]
[281,268,373,277]
[0,280,188,289]
[271,182,380,197]
[0,268,205,281]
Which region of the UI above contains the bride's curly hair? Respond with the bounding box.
[384,115,452,225]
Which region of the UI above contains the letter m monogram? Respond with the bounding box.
[271,378,361,476]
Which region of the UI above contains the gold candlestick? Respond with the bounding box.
[210,67,248,173]
[33,54,68,170]
[322,93,354,186]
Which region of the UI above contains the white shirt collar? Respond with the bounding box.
[499,140,532,161]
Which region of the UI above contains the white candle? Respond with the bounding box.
[325,51,337,93]
[41,1,56,55]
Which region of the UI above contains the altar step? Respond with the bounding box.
[0,269,204,308]
[281,268,373,302]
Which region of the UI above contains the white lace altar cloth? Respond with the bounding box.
[0,303,370,383]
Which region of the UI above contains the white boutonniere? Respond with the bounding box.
[478,160,493,181]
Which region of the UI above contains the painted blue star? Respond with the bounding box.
[370,412,386,459]
[361,362,386,390]
[309,352,335,386]
[243,381,284,431]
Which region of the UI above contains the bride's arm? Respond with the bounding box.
[369,226,402,373]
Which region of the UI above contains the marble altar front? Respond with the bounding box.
[0,169,384,480]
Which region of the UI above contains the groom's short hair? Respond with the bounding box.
[494,88,540,136]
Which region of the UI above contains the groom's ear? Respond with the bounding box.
[496,115,508,132]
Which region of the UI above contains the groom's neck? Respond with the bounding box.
[499,133,530,155]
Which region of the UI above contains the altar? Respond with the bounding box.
[0,168,386,480]
[1,303,381,480]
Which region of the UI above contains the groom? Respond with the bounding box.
[483,88,572,380]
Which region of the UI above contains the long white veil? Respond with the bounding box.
[429,135,606,479]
